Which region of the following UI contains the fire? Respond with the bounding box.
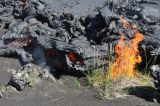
[110,17,144,79]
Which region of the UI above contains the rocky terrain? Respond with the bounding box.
[0,0,160,105]
[0,57,159,106]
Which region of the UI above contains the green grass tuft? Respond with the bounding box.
[86,66,154,99]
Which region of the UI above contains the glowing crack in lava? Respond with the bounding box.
[110,17,144,79]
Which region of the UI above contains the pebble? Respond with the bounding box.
[0,92,4,98]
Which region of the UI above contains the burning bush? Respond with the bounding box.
[86,17,154,99]
[110,17,144,79]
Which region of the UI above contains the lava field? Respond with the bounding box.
[0,0,160,99]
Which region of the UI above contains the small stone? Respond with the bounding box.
[9,80,26,91]
[109,21,116,30]
[0,92,4,98]
[150,65,160,91]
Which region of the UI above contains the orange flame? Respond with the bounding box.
[110,17,144,79]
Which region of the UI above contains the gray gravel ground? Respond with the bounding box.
[0,57,159,106]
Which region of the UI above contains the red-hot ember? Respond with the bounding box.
[46,49,78,63]
[67,53,77,62]
[46,48,56,57]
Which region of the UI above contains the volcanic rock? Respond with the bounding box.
[0,0,160,93]
[0,92,3,98]
[150,65,160,90]
[8,63,54,91]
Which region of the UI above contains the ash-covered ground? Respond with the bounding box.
[0,57,159,106]
[0,0,160,105]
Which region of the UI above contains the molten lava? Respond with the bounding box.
[110,17,144,79]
